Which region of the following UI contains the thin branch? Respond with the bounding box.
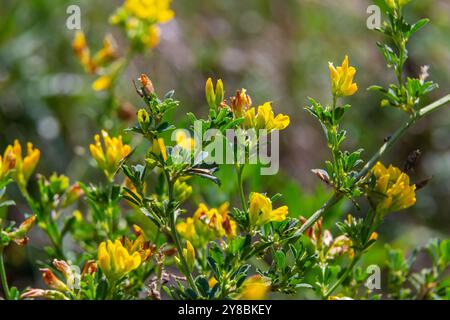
[288,94,450,241]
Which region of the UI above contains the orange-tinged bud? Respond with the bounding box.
[81,260,97,276]
[40,268,69,292]
[21,288,69,300]
[139,74,155,95]
[53,260,73,281]
[231,89,252,116]
[62,183,84,208]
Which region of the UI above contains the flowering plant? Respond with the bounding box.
[0,0,449,301]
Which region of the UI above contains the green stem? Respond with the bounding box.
[325,253,361,298]
[0,245,10,300]
[288,94,450,241]
[235,164,247,212]
[165,172,199,295]
[20,187,65,258]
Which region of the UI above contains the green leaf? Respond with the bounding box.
[195,276,210,297]
[410,18,429,35]
[274,251,286,270]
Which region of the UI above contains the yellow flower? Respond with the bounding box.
[239,275,270,300]
[176,217,197,243]
[72,31,96,74]
[176,131,195,151]
[123,225,155,262]
[328,55,358,98]
[98,239,142,280]
[176,202,237,246]
[123,0,175,23]
[0,145,16,182]
[143,25,161,48]
[151,138,168,161]
[208,277,218,288]
[371,162,416,214]
[9,140,40,189]
[182,240,196,272]
[92,35,116,66]
[248,192,288,227]
[244,102,290,132]
[89,130,132,181]
[92,75,112,91]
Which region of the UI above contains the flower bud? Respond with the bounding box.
[182,240,195,272]
[151,138,168,161]
[0,146,16,181]
[53,260,74,282]
[7,215,36,246]
[40,268,69,292]
[81,260,97,276]
[139,74,155,95]
[381,99,390,108]
[138,108,150,131]
[72,31,87,55]
[215,79,224,107]
[62,183,84,208]
[21,289,69,300]
[205,78,215,109]
[231,89,252,116]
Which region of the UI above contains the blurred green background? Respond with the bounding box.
[1,0,449,291]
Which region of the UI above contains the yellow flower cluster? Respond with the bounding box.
[176,202,237,247]
[1,140,40,189]
[248,192,288,227]
[98,239,142,280]
[244,102,290,132]
[110,0,175,50]
[89,130,132,181]
[123,0,174,23]
[328,55,358,98]
[371,162,416,214]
